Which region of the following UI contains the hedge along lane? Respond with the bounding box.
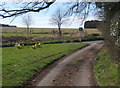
[2,43,88,86]
[1,35,104,47]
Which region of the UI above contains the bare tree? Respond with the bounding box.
[50,8,68,37]
[0,1,92,22]
[0,1,94,38]
[22,15,32,46]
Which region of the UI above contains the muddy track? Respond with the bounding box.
[24,42,103,87]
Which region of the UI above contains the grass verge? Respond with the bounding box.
[2,43,88,87]
[93,49,119,86]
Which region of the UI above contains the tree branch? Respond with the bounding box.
[0,0,55,18]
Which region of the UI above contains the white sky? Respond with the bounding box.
[1,0,119,2]
[0,1,99,28]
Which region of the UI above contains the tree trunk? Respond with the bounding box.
[27,27,30,47]
[58,27,62,37]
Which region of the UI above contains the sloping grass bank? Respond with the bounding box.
[2,43,88,87]
[93,49,119,86]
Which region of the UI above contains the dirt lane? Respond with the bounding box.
[36,43,103,86]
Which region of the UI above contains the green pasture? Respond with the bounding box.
[2,43,87,86]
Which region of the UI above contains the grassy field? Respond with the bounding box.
[1,27,101,37]
[0,48,1,87]
[1,27,79,35]
[93,49,119,86]
[2,32,52,37]
[1,27,79,32]
[84,28,101,35]
[2,43,87,86]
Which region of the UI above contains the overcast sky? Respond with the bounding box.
[0,1,98,28]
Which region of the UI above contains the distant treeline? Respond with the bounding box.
[84,20,102,28]
[0,24,17,27]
